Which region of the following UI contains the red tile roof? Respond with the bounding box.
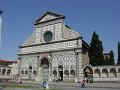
[0,59,17,64]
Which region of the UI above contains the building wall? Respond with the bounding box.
[82,48,89,65]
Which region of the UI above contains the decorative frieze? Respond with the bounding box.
[20,40,80,54]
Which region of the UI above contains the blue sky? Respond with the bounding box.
[0,0,120,63]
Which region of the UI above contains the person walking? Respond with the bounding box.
[43,81,46,90]
[81,79,85,88]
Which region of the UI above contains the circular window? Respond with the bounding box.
[44,31,52,43]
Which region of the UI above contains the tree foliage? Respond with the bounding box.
[117,42,120,64]
[88,31,104,66]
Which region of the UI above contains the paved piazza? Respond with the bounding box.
[1,82,120,90]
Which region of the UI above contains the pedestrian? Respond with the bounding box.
[58,77,60,82]
[75,78,78,83]
[55,77,58,83]
[19,79,22,84]
[45,82,49,89]
[43,81,46,89]
[81,79,85,88]
[42,81,44,87]
[59,77,61,82]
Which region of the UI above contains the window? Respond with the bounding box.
[25,70,28,75]
[7,69,11,75]
[2,69,6,74]
[33,70,37,75]
[44,31,53,43]
[21,70,24,74]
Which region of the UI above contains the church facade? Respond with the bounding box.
[18,12,90,82]
[17,12,120,82]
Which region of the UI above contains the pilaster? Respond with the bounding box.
[75,49,83,80]
[36,56,39,81]
[49,52,53,81]
[18,57,21,75]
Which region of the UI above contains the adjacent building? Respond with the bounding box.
[0,59,17,80]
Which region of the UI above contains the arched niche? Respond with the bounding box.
[118,68,120,77]
[25,70,28,75]
[70,70,75,77]
[94,69,101,78]
[102,68,108,78]
[2,69,6,74]
[7,69,11,75]
[110,68,117,78]
[64,70,69,77]
[21,70,24,75]
[33,70,37,75]
[53,70,57,78]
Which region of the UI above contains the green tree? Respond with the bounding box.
[88,31,104,66]
[117,42,120,64]
[108,50,114,65]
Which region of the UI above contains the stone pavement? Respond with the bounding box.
[1,81,120,90]
[19,81,120,89]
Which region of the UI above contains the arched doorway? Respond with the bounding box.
[58,65,63,81]
[83,66,93,82]
[53,70,57,78]
[41,58,49,81]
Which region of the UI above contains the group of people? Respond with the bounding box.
[42,77,92,89]
[76,77,93,88]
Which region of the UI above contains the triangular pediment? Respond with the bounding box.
[35,12,65,24]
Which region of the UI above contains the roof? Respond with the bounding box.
[34,11,65,25]
[103,53,110,55]
[82,40,90,49]
[0,59,17,64]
